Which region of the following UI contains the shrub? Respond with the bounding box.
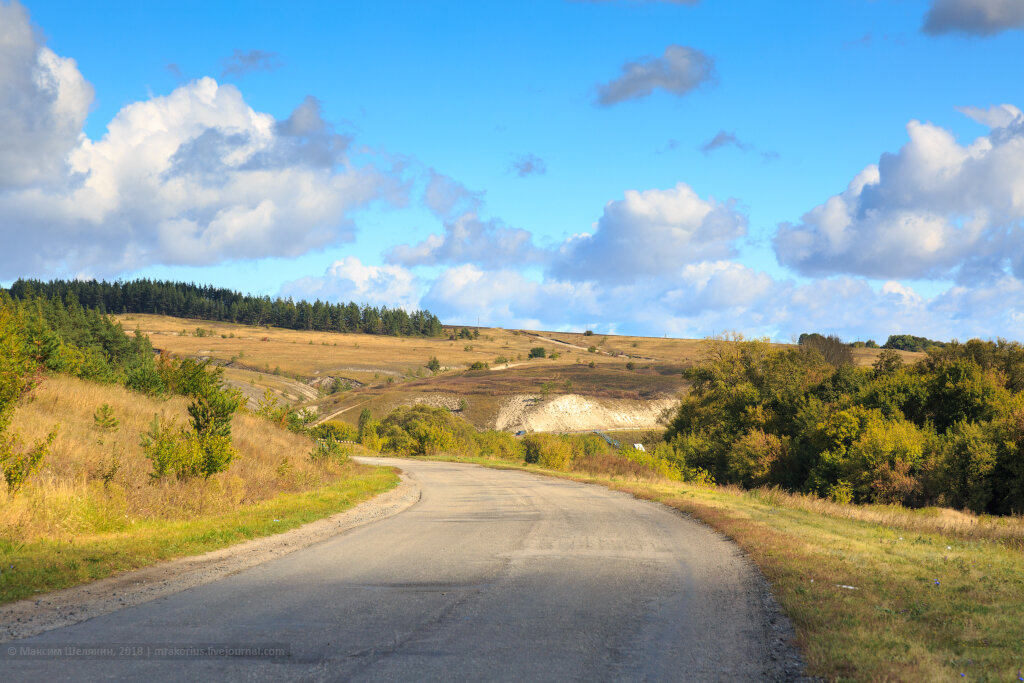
[726,429,786,488]
[800,333,853,367]
[2,431,56,493]
[310,421,359,442]
[93,403,120,432]
[427,356,441,373]
[141,415,237,481]
[475,430,525,460]
[468,361,489,371]
[310,437,351,465]
[528,347,546,359]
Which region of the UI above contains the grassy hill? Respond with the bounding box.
[113,313,922,433]
[0,372,396,604]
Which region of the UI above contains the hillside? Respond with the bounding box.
[113,314,923,433]
[0,372,396,603]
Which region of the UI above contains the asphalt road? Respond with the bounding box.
[4,458,795,681]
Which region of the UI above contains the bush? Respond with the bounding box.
[528,347,546,359]
[310,421,359,442]
[475,430,525,460]
[141,415,237,481]
[310,437,351,465]
[2,431,56,493]
[468,361,489,371]
[799,333,853,367]
[378,405,478,456]
[726,429,786,488]
[427,357,441,373]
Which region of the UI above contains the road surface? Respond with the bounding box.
[3,458,799,681]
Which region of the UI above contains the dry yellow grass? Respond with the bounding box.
[117,314,923,383]
[1,373,354,543]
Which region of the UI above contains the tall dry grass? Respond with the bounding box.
[1,373,353,543]
[735,484,1024,547]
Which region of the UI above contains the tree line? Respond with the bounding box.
[7,279,443,337]
[0,289,245,489]
[663,337,1024,515]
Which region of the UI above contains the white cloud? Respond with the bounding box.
[279,256,420,309]
[551,182,747,283]
[0,4,398,279]
[957,103,1023,128]
[923,0,1024,36]
[773,111,1024,283]
[387,172,542,268]
[422,265,600,327]
[596,45,715,106]
[663,261,775,313]
[422,169,482,220]
[0,1,93,188]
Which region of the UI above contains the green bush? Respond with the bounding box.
[310,421,359,442]
[310,437,351,465]
[528,347,546,359]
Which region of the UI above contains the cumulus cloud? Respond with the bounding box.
[386,172,543,268]
[511,154,547,177]
[0,1,93,188]
[551,182,747,283]
[0,5,398,279]
[417,255,1021,341]
[280,257,421,309]
[596,45,715,106]
[422,265,600,328]
[221,49,282,79]
[387,213,542,268]
[773,109,1024,283]
[663,261,775,314]
[923,0,1024,36]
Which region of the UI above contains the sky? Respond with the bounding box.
[2,0,1024,342]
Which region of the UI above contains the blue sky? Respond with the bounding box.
[2,0,1024,341]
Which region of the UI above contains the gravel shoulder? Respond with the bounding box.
[0,472,420,644]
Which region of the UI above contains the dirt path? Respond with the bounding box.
[524,332,661,361]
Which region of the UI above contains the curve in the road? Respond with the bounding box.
[2,458,803,681]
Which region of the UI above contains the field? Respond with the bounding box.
[0,373,397,603]
[114,314,923,432]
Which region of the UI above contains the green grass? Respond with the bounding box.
[0,465,398,604]
[390,453,1024,682]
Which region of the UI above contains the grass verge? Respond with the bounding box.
[0,465,397,604]
[402,454,1024,682]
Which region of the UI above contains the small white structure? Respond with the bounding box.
[633,443,645,452]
